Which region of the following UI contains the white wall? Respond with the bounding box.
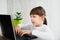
[57,0,60,40]
[0,0,7,14]
[7,0,13,18]
[50,0,59,40]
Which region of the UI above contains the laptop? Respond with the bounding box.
[0,15,16,40]
[0,15,37,40]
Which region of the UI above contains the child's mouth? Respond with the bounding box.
[32,22,35,24]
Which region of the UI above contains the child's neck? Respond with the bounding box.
[36,24,43,27]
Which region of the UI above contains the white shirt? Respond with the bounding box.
[18,24,54,40]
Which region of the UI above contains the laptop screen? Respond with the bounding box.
[0,15,16,40]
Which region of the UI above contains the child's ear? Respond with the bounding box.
[40,15,45,21]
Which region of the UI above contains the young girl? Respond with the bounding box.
[15,6,54,40]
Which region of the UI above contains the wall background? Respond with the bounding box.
[0,0,60,40]
[0,0,7,14]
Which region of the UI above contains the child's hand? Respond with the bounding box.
[15,26,32,36]
[15,26,22,35]
[21,30,32,36]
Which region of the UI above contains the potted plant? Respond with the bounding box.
[13,12,23,27]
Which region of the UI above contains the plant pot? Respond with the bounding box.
[13,19,23,27]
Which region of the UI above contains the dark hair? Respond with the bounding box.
[30,6,47,25]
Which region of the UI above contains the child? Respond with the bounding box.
[15,6,54,40]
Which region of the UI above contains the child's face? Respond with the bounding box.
[30,14,44,27]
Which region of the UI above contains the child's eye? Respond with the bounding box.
[33,16,36,18]
[30,16,36,18]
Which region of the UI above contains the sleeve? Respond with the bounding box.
[17,24,32,30]
[32,30,55,40]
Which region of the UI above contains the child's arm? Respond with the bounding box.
[15,26,32,36]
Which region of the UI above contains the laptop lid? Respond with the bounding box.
[0,15,16,40]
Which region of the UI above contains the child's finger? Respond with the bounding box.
[21,30,27,36]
